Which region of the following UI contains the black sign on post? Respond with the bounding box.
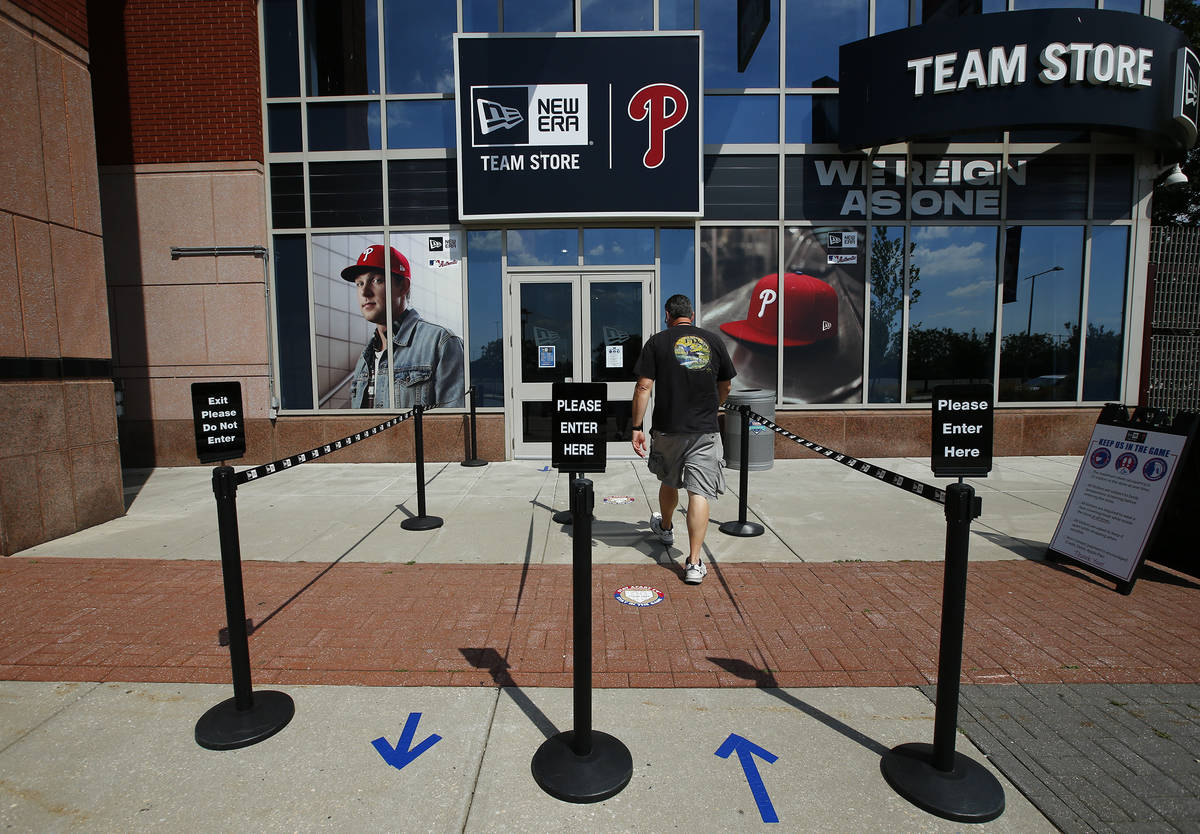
[931,384,993,478]
[192,381,246,463]
[552,382,607,474]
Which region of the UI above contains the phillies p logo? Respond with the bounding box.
[627,83,689,169]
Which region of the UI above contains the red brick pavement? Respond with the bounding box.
[0,557,1196,689]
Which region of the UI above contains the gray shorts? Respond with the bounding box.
[647,431,726,501]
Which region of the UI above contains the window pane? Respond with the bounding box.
[875,0,909,33]
[387,159,458,225]
[384,0,455,93]
[699,226,780,397]
[504,0,573,32]
[781,226,865,404]
[660,228,696,316]
[264,0,300,97]
[998,225,1084,402]
[387,100,456,149]
[1094,154,1133,220]
[1083,226,1128,401]
[268,104,302,153]
[270,162,306,228]
[581,0,652,30]
[589,282,645,382]
[1007,155,1089,220]
[311,232,375,409]
[307,101,381,150]
[785,0,866,87]
[703,155,779,220]
[467,230,505,406]
[1105,0,1142,12]
[304,0,380,95]
[785,94,838,143]
[583,228,654,264]
[784,154,877,221]
[520,282,574,382]
[925,0,1008,18]
[273,234,314,408]
[907,155,1005,220]
[702,0,779,88]
[906,226,997,402]
[868,226,907,402]
[309,161,383,226]
[508,228,578,266]
[660,0,695,29]
[704,95,779,143]
[464,0,499,32]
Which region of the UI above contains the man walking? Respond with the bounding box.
[631,294,736,584]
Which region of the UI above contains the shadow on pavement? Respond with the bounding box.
[461,647,559,740]
[707,657,891,757]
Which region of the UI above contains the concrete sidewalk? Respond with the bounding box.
[0,681,1057,832]
[16,455,1080,564]
[3,457,1198,832]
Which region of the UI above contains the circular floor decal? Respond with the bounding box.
[603,495,635,505]
[614,585,664,607]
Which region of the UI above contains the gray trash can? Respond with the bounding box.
[722,388,776,471]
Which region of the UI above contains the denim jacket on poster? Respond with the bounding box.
[349,307,465,409]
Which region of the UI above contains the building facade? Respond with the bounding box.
[1,0,1193,553]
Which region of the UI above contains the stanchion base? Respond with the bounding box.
[401,515,444,531]
[461,459,488,468]
[719,520,764,537]
[531,730,633,803]
[552,509,573,525]
[881,742,1005,823]
[195,690,294,751]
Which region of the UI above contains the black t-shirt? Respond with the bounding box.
[633,323,736,434]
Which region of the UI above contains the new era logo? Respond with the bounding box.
[478,99,524,134]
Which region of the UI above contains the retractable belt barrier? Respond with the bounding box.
[719,403,1004,822]
[723,403,947,506]
[198,395,462,751]
[235,409,418,485]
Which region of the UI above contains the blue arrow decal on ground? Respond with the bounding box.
[372,712,442,771]
[715,733,780,823]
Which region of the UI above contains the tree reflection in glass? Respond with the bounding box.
[905,227,998,402]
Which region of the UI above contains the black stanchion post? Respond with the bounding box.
[531,478,632,802]
[880,481,1005,822]
[195,466,294,750]
[462,386,488,468]
[402,404,444,531]
[552,471,578,525]
[720,405,764,538]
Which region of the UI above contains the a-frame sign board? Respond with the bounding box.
[1048,404,1198,594]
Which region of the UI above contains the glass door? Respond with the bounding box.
[510,272,653,458]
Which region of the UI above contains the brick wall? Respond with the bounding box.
[90,0,262,165]
[10,0,87,47]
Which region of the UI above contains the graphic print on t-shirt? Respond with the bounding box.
[673,335,712,371]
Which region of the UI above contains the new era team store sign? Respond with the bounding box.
[454,33,702,220]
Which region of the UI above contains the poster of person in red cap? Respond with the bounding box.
[700,227,865,404]
[311,232,465,410]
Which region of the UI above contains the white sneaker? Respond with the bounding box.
[684,560,707,584]
[649,513,674,545]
